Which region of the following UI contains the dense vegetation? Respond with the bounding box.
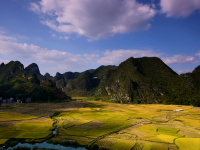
[0,57,199,106]
[96,57,200,106]
[0,61,70,102]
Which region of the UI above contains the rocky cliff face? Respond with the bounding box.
[25,63,41,75]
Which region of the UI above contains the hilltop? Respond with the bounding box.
[96,57,200,106]
[0,57,199,106]
[0,61,70,102]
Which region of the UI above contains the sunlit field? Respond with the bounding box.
[0,97,199,150]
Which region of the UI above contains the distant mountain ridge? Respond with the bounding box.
[0,61,70,102]
[1,57,199,106]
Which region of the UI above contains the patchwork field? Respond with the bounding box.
[0,97,200,150]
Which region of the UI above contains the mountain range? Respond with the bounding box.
[0,61,70,102]
[0,57,199,106]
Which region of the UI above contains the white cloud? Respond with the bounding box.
[29,0,156,40]
[175,68,194,74]
[161,55,198,65]
[51,34,56,37]
[0,59,10,64]
[0,35,17,41]
[0,34,98,74]
[96,49,164,65]
[15,34,29,39]
[195,50,200,58]
[59,36,62,39]
[0,30,5,34]
[64,36,69,40]
[29,2,41,13]
[87,39,93,42]
[0,33,199,75]
[151,3,156,9]
[160,0,200,17]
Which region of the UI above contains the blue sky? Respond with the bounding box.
[0,0,199,76]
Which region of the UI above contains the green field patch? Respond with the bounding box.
[0,112,38,121]
[95,138,116,149]
[175,138,200,150]
[143,143,168,150]
[15,120,53,132]
[110,140,135,150]
[0,139,8,144]
[16,131,52,139]
[58,108,135,122]
[66,136,93,146]
[0,131,22,138]
[108,132,135,140]
[0,126,16,132]
[63,120,91,129]
[85,122,130,138]
[181,109,200,115]
[149,118,166,123]
[137,125,158,135]
[53,128,93,146]
[186,114,200,120]
[68,120,106,130]
[157,134,179,143]
[137,135,167,143]
[176,116,200,128]
[157,127,179,134]
[63,122,130,138]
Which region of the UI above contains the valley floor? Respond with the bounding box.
[0,97,199,150]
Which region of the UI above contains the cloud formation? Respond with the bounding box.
[0,34,198,75]
[161,55,198,65]
[0,34,99,74]
[97,49,164,65]
[175,68,194,74]
[64,36,69,40]
[195,50,200,58]
[0,35,17,41]
[29,0,156,39]
[160,0,200,17]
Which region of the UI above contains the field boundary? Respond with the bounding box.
[86,109,190,148]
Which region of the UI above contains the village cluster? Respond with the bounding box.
[0,97,31,104]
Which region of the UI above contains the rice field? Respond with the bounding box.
[110,140,136,150]
[175,138,200,150]
[0,98,199,150]
[0,112,38,121]
[0,139,8,145]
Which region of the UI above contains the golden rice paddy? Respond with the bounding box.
[0,98,199,150]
